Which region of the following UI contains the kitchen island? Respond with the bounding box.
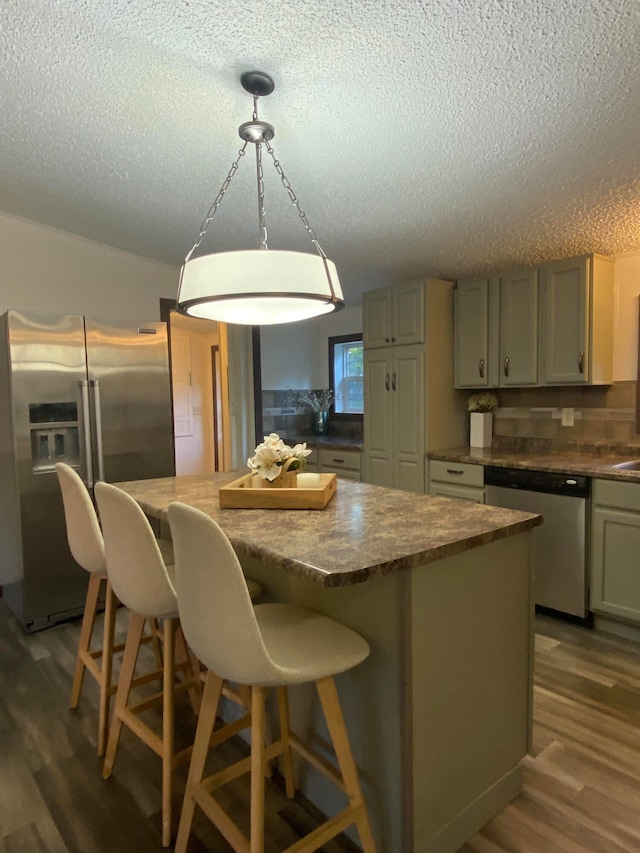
[116,473,541,853]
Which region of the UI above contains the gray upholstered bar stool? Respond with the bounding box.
[168,501,377,853]
[56,462,172,756]
[95,481,203,847]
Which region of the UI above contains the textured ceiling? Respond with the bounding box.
[2,0,640,304]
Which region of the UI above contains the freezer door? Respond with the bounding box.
[1,310,91,629]
[84,317,175,484]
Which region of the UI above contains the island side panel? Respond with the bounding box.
[408,531,535,853]
[239,554,408,853]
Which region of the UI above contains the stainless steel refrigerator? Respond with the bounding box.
[0,309,176,631]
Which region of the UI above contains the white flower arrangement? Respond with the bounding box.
[247,433,312,481]
[467,392,499,413]
[297,389,334,413]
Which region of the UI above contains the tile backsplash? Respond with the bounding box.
[492,380,640,446]
[261,389,363,441]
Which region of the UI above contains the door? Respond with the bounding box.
[2,310,89,628]
[392,344,425,493]
[84,317,175,484]
[541,257,589,384]
[363,348,393,487]
[499,268,539,386]
[455,278,490,388]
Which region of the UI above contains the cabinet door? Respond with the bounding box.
[363,288,393,349]
[363,348,393,487]
[591,505,640,623]
[392,344,425,493]
[499,268,539,386]
[392,281,424,346]
[541,257,589,384]
[454,278,490,388]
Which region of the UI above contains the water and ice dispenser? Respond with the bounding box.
[29,402,80,472]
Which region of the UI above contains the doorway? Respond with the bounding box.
[160,299,231,475]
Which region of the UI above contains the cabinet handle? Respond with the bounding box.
[391,336,396,342]
[333,458,344,464]
[479,358,485,378]
[446,468,464,475]
[504,356,510,377]
[385,373,390,391]
[385,337,390,343]
[578,351,584,373]
[392,372,397,391]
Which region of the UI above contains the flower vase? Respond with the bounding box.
[470,412,493,448]
[313,410,329,435]
[262,457,299,488]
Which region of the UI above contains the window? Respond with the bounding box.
[329,334,363,415]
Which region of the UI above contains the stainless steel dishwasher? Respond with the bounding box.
[484,466,591,622]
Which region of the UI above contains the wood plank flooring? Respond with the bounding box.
[2,602,640,852]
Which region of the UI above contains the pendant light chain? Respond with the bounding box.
[263,138,327,260]
[183,141,249,265]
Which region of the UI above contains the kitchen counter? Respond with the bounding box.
[117,472,537,853]
[116,472,540,587]
[285,434,363,452]
[428,442,640,481]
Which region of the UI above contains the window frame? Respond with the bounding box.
[328,332,364,420]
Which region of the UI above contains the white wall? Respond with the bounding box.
[260,303,364,389]
[0,211,178,319]
[613,249,640,381]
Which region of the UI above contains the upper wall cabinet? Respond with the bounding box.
[454,253,614,389]
[499,266,539,386]
[540,254,614,385]
[363,280,424,349]
[454,268,538,388]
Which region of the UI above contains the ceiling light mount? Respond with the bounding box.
[177,70,344,325]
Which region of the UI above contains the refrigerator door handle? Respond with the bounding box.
[80,380,95,488]
[91,379,105,483]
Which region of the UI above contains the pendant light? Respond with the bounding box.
[177,71,344,325]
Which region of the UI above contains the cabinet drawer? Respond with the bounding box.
[429,482,485,503]
[593,478,640,512]
[429,460,484,488]
[326,468,361,481]
[318,449,361,472]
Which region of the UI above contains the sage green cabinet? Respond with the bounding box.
[454,268,538,388]
[318,448,361,481]
[363,280,424,349]
[591,479,640,624]
[427,460,485,503]
[540,254,614,385]
[453,278,499,388]
[363,279,467,493]
[454,253,613,389]
[363,344,424,492]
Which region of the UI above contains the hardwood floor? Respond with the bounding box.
[2,602,640,852]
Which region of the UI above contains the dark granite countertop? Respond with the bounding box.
[116,472,540,588]
[284,435,363,452]
[428,440,640,482]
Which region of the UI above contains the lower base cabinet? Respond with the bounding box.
[591,478,640,624]
[427,460,485,503]
[303,448,362,481]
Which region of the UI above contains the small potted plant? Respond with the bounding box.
[468,392,499,448]
[247,433,312,488]
[297,389,334,435]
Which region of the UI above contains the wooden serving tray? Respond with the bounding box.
[219,473,337,509]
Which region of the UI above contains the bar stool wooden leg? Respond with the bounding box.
[250,685,267,853]
[70,572,102,710]
[97,579,117,756]
[276,686,295,798]
[162,617,176,847]
[102,611,146,778]
[316,676,377,853]
[174,669,224,853]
